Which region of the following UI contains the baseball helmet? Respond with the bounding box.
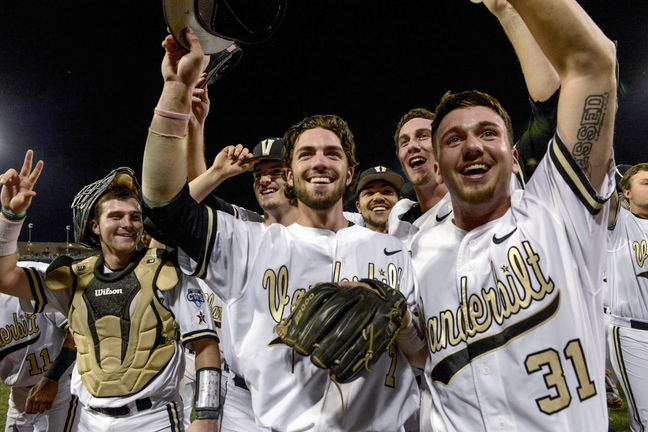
[71,167,141,249]
[164,0,287,54]
[247,137,284,170]
[356,166,404,196]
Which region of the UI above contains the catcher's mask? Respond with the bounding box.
[164,0,287,54]
[71,167,141,249]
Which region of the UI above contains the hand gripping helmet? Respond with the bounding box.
[71,167,141,249]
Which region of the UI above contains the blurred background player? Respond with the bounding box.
[606,162,648,431]
[0,283,77,431]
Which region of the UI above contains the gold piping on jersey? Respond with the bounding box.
[612,326,644,430]
[45,249,178,397]
[166,400,182,432]
[550,133,609,215]
[194,206,215,279]
[21,267,47,314]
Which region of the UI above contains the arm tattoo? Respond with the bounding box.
[573,93,609,176]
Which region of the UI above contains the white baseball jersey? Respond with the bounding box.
[606,206,648,320]
[174,209,419,431]
[606,205,648,431]
[415,136,613,431]
[20,254,218,411]
[0,294,68,389]
[180,278,226,431]
[1,262,76,432]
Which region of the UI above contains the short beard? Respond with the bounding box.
[410,170,433,187]
[455,183,496,205]
[363,214,387,232]
[294,180,346,211]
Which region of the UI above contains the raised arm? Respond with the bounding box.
[507,0,617,191]
[189,144,253,203]
[484,0,560,103]
[142,30,206,208]
[0,150,43,300]
[187,77,210,181]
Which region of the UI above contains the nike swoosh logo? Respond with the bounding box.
[384,248,402,256]
[436,210,452,222]
[492,227,517,244]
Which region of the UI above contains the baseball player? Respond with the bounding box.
[354,166,403,233]
[0,275,77,432]
[414,0,617,429]
[0,154,221,432]
[143,33,423,430]
[606,162,648,431]
[389,4,561,429]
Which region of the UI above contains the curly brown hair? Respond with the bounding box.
[282,114,359,205]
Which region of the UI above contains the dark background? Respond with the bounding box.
[1,0,647,241]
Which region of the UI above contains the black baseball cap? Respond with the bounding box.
[356,166,404,196]
[248,137,284,170]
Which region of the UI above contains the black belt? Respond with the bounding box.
[90,397,152,417]
[233,374,249,391]
[631,319,648,331]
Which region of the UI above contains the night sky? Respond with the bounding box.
[1,0,647,242]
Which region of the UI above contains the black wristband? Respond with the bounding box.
[43,347,76,382]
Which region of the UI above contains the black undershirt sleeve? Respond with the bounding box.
[143,183,214,263]
[515,88,560,183]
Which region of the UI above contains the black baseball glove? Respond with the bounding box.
[273,279,408,384]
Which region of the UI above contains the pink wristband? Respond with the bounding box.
[154,108,191,121]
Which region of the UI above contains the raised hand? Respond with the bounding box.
[191,76,211,127]
[210,144,254,179]
[0,150,43,215]
[160,29,208,89]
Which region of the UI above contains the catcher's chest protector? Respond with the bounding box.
[46,249,179,397]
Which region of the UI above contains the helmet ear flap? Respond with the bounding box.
[72,167,141,249]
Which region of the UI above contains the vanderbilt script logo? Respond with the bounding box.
[0,313,39,348]
[262,262,403,324]
[427,241,555,356]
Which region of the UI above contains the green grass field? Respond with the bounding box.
[0,382,633,431]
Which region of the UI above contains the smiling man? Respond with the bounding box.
[248,137,300,225]
[413,0,618,429]
[354,166,403,233]
[142,31,423,431]
[0,155,221,432]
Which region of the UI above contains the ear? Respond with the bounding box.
[433,161,444,185]
[90,220,100,237]
[286,167,294,187]
[355,201,361,212]
[624,189,632,200]
[511,148,520,175]
[346,166,354,187]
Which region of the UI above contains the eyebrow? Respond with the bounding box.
[400,128,430,139]
[440,121,502,141]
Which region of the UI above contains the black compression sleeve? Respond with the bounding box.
[143,183,214,263]
[515,88,560,182]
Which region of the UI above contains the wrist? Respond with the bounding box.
[1,207,26,221]
[194,367,221,420]
[0,215,24,256]
[157,83,193,112]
